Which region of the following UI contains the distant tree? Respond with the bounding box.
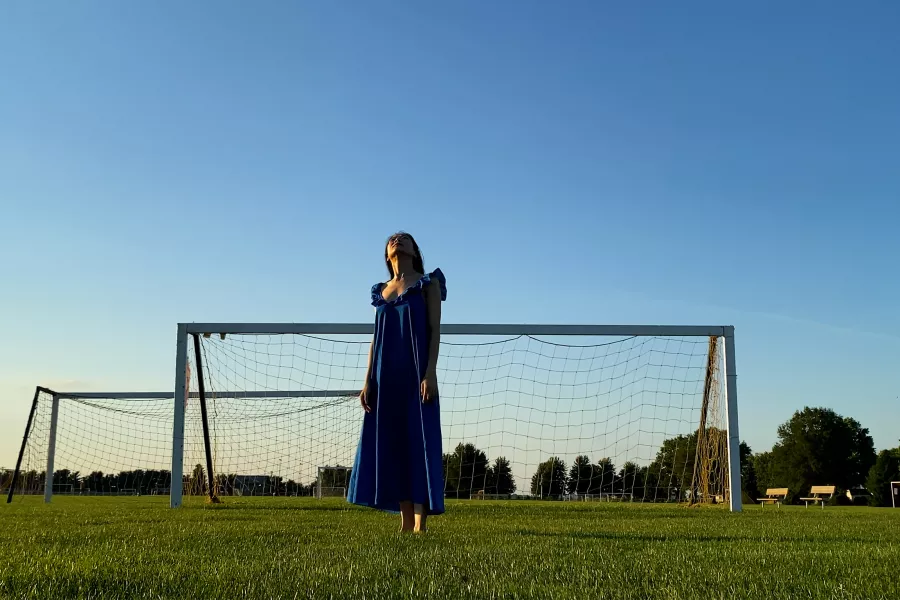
[443,443,488,498]
[593,458,617,494]
[567,455,593,495]
[0,468,12,491]
[269,475,285,496]
[618,462,644,497]
[530,457,567,498]
[190,464,207,495]
[20,470,45,494]
[750,451,775,494]
[769,407,877,502]
[485,456,516,495]
[84,471,105,493]
[648,429,751,502]
[648,432,700,500]
[865,445,900,507]
[740,444,760,502]
[52,469,80,492]
[317,467,351,492]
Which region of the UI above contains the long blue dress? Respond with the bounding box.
[347,269,446,515]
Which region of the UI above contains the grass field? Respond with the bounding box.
[2,497,899,599]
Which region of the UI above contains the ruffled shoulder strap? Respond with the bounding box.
[371,269,446,306]
[420,268,447,301]
[371,282,386,307]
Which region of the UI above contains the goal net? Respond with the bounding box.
[6,388,177,500]
[177,323,741,509]
[6,324,741,510]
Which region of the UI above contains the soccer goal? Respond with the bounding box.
[316,466,352,499]
[6,388,178,503]
[8,323,742,511]
[171,323,742,511]
[5,386,347,504]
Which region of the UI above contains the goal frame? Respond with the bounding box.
[173,323,742,511]
[6,388,178,504]
[315,465,353,499]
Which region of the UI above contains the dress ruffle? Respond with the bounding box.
[371,268,447,306]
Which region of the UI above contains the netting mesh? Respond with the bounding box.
[5,332,730,504]
[189,332,729,503]
[5,390,174,497]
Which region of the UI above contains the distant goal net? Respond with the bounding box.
[6,323,742,511]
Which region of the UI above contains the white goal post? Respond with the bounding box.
[171,323,743,512]
[316,466,353,499]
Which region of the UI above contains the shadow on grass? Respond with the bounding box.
[187,503,353,512]
[515,529,880,544]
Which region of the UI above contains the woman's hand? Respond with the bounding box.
[421,372,438,403]
[359,383,372,413]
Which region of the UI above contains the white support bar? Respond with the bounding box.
[171,324,188,508]
[183,322,728,337]
[44,394,60,504]
[723,327,743,512]
[57,390,360,400]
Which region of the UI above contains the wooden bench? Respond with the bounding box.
[800,485,835,509]
[757,488,788,507]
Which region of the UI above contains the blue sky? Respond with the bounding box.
[1,1,899,469]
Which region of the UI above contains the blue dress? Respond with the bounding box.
[347,269,447,515]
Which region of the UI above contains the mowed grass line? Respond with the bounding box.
[1,497,898,599]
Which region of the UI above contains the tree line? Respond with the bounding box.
[743,406,899,506]
[4,406,896,505]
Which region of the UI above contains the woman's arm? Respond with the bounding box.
[360,338,374,412]
[422,281,442,402]
[364,338,375,382]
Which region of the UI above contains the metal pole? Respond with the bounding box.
[171,323,188,508]
[192,334,219,503]
[723,328,743,512]
[43,394,60,503]
[6,387,44,504]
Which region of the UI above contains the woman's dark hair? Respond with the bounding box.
[385,231,424,278]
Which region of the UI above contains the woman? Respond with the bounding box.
[347,232,446,532]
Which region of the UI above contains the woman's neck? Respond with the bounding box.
[390,255,418,280]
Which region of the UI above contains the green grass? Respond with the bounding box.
[1,497,899,599]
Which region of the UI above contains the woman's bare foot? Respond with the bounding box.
[399,501,414,532]
[414,503,427,532]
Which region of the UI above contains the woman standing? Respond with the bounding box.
[347,232,446,532]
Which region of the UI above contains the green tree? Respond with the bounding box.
[485,456,516,495]
[618,461,644,497]
[0,468,12,491]
[566,455,593,494]
[740,443,759,502]
[530,457,567,498]
[190,463,207,495]
[750,451,775,493]
[443,443,488,498]
[648,429,751,502]
[318,467,351,490]
[769,407,877,502]
[592,458,617,494]
[52,469,80,491]
[865,445,900,507]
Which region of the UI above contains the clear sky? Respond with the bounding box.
[2,1,898,470]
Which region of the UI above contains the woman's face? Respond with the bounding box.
[386,233,415,260]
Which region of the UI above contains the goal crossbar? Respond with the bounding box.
[50,391,360,400]
[184,323,732,337]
